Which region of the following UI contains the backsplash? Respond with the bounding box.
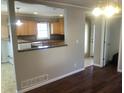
[17,34,64,41]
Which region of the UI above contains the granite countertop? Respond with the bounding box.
[17,40,67,52]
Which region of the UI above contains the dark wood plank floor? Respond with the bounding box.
[26,65,122,93]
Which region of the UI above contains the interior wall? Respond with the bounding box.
[1,14,9,63]
[13,7,85,91]
[1,14,9,39]
[93,17,104,66]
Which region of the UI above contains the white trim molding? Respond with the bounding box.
[17,68,84,93]
[117,68,122,72]
[93,63,103,67]
[117,29,122,73]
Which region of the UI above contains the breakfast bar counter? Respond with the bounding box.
[17,40,67,52]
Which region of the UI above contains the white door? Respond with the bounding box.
[103,20,110,66]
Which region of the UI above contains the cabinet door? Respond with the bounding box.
[52,22,60,34]
[16,20,25,35]
[51,19,64,35]
[28,21,37,35]
[16,20,28,35]
[16,20,37,36]
[59,19,64,34]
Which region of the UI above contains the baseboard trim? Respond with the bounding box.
[117,69,122,72]
[93,63,103,67]
[17,68,84,93]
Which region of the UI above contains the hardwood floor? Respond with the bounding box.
[26,65,122,93]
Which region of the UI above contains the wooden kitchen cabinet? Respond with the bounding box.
[52,22,60,34]
[16,20,37,36]
[51,18,64,35]
[28,21,37,35]
[59,18,64,34]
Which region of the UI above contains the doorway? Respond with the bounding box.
[84,17,95,68]
[101,16,121,68]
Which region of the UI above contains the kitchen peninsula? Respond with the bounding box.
[17,38,67,52]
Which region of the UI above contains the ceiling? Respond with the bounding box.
[16,0,122,8]
[1,0,99,17]
[45,0,98,8]
[1,0,64,17]
[1,0,122,16]
[45,0,122,7]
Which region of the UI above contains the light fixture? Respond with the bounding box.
[16,7,23,26]
[59,14,63,17]
[33,12,38,15]
[92,7,103,17]
[92,0,121,17]
[103,5,116,17]
[16,20,23,26]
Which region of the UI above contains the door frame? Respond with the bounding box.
[117,28,122,72]
[100,16,122,71]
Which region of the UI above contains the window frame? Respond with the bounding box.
[37,22,50,40]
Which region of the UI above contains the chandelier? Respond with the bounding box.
[92,0,121,17]
[16,7,23,26]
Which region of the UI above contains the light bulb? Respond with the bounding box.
[103,5,116,17]
[16,20,23,26]
[33,12,38,15]
[92,7,102,17]
[59,14,63,17]
[115,6,120,13]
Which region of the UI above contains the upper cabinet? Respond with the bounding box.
[16,18,64,36]
[51,18,64,35]
[59,18,64,35]
[16,20,37,36]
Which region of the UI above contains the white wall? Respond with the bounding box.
[1,14,14,63]
[1,14,9,39]
[12,7,85,91]
[1,40,9,63]
[93,17,104,66]
[1,14,9,63]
